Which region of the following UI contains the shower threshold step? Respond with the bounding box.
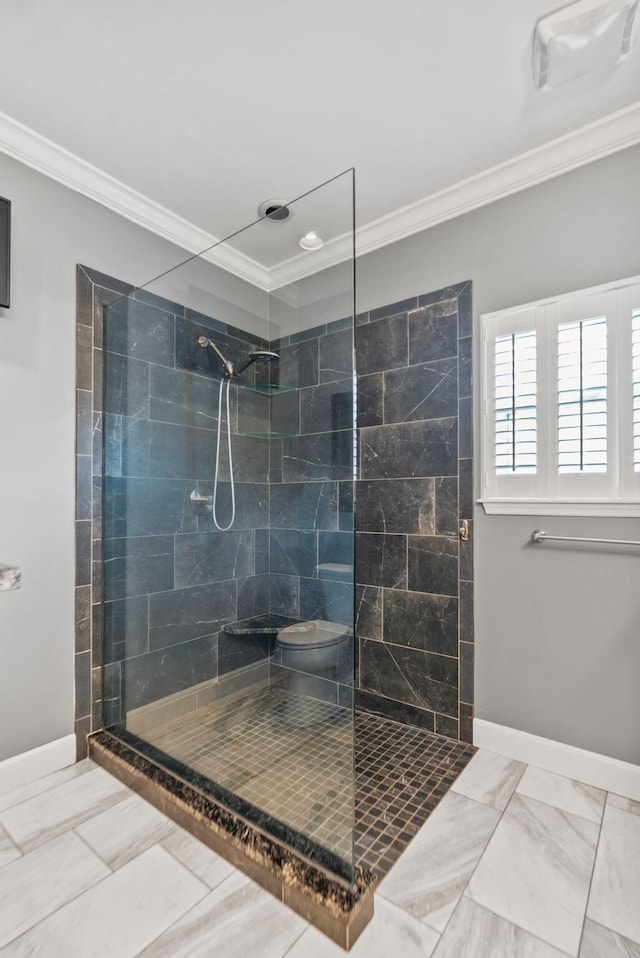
[88,729,376,950]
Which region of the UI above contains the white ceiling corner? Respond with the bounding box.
[0,109,271,291]
[1,101,639,292]
[269,101,640,289]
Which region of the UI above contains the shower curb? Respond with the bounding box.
[88,730,376,950]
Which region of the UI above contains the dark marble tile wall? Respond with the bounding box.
[354,283,474,743]
[264,321,355,709]
[77,268,472,757]
[76,267,132,758]
[75,268,272,757]
[268,319,355,632]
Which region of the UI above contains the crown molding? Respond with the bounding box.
[1,102,639,293]
[0,110,270,290]
[269,101,640,289]
[356,101,640,259]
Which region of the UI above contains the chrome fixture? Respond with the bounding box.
[189,488,213,516]
[531,529,640,546]
[236,349,280,376]
[196,338,279,530]
[197,336,235,379]
[198,338,279,380]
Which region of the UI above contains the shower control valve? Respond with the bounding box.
[190,489,213,516]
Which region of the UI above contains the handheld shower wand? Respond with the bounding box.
[197,338,280,531]
[198,336,236,530]
[197,336,236,378]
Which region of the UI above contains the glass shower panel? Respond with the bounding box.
[102,171,356,883]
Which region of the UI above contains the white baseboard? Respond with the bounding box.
[474,719,640,802]
[0,734,77,797]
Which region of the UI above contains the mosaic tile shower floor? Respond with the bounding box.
[137,685,476,879]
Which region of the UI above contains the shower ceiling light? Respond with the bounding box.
[299,231,324,251]
[533,0,638,89]
[258,199,293,222]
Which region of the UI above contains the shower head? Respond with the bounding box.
[250,350,280,361]
[197,337,279,379]
[235,349,280,376]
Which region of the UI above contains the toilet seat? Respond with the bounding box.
[276,620,351,650]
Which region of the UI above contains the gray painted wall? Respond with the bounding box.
[0,152,263,761]
[2,142,639,766]
[356,144,640,765]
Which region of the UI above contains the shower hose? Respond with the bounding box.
[212,375,236,531]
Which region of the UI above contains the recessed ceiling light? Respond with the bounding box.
[299,231,324,251]
[258,199,293,222]
[533,0,639,89]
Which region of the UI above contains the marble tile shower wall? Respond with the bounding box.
[76,269,473,758]
[268,319,354,623]
[353,283,474,743]
[266,319,355,704]
[75,267,272,758]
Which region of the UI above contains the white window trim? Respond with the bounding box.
[480,274,640,518]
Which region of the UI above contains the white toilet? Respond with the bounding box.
[274,563,353,690]
[275,619,352,675]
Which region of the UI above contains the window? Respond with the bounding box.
[495,330,537,474]
[557,317,607,475]
[481,276,640,516]
[633,311,640,472]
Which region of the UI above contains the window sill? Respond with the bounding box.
[478,498,640,517]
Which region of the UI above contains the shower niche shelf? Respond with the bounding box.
[241,429,298,438]
[241,382,295,395]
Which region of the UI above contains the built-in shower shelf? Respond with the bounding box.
[241,430,298,438]
[241,383,296,395]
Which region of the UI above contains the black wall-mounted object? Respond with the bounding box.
[0,197,10,308]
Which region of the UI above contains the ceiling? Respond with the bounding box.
[2,0,640,285]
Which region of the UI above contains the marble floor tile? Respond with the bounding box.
[467,793,599,955]
[379,791,501,932]
[451,749,526,811]
[76,793,176,869]
[160,828,235,890]
[137,871,307,958]
[607,793,640,817]
[516,766,605,824]
[579,919,640,957]
[0,831,110,948]
[0,759,94,813]
[1,845,207,957]
[287,895,439,958]
[433,896,567,958]
[0,766,129,852]
[0,825,20,869]
[587,804,640,945]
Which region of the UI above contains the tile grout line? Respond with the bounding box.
[124,852,234,958]
[586,915,640,950]
[70,825,120,873]
[0,834,123,950]
[410,760,530,943]
[574,790,607,956]
[280,923,311,957]
[452,762,604,957]
[0,764,95,817]
[513,777,607,826]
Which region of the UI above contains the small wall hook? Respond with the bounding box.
[459,519,470,542]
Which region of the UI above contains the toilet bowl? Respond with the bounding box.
[274,562,354,695]
[275,619,352,676]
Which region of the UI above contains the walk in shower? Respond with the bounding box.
[100,171,358,883]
